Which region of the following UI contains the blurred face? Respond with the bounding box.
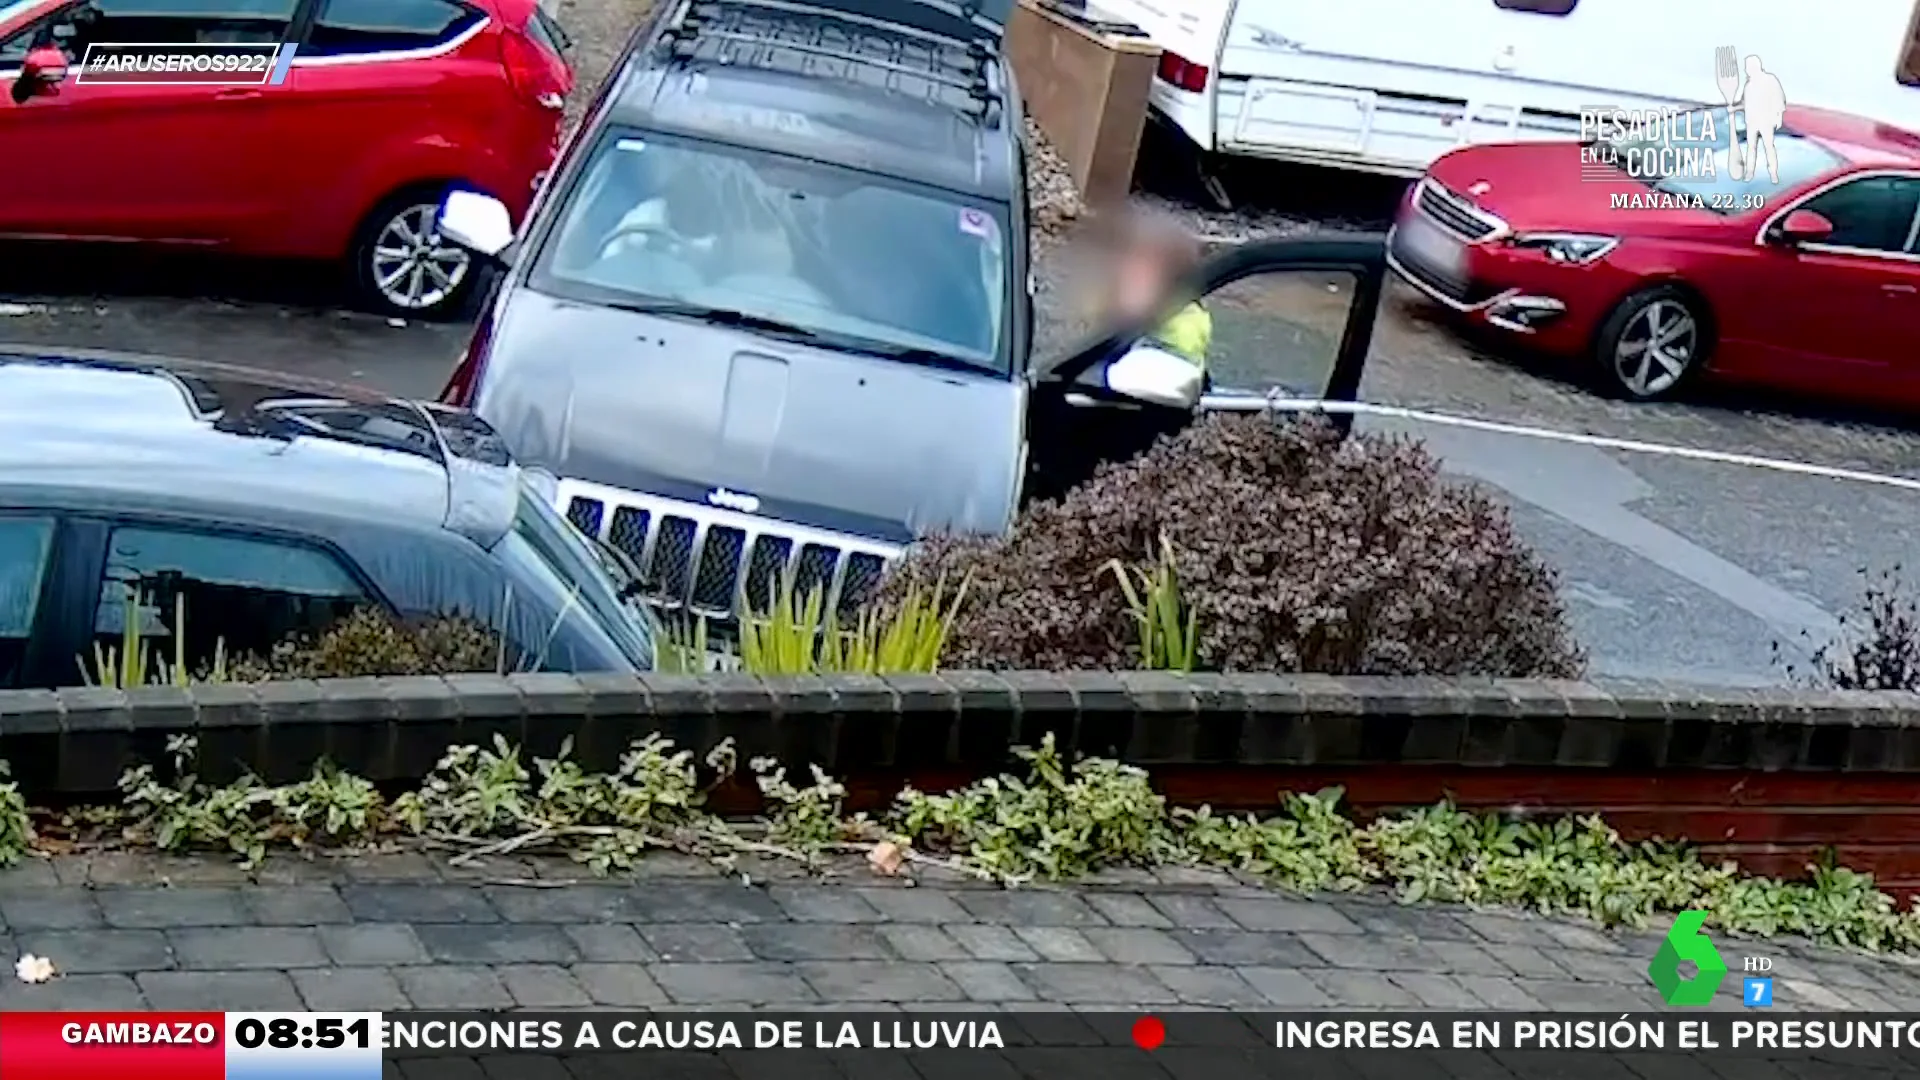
[1112,245,1171,316]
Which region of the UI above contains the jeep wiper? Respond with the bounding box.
[602,299,829,344]
[838,342,998,376]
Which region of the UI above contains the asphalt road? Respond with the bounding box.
[4,229,1918,687]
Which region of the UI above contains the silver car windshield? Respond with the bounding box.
[539,131,1010,370]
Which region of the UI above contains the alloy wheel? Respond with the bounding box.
[1613,298,1698,398]
[369,203,471,313]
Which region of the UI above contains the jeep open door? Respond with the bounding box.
[1025,233,1387,504]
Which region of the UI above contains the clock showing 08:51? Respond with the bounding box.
[225,1013,383,1080]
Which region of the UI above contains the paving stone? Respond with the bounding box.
[1,888,103,930]
[396,966,516,1009]
[947,924,1041,962]
[18,929,173,974]
[341,884,498,924]
[1013,927,1105,962]
[1800,958,1898,992]
[854,888,972,924]
[939,961,1037,1002]
[1339,904,1480,943]
[1535,920,1629,955]
[768,886,883,923]
[321,924,430,966]
[1457,911,1547,946]
[953,891,1106,927]
[1083,927,1196,966]
[741,923,894,961]
[98,887,249,928]
[414,924,579,965]
[1151,965,1267,1006]
[626,883,785,925]
[1304,929,1461,973]
[1084,894,1173,928]
[1239,967,1334,1007]
[1144,895,1239,930]
[245,887,354,926]
[483,885,634,924]
[1515,977,1648,1011]
[879,925,969,962]
[1310,969,1421,1007]
[138,970,305,1011]
[0,973,147,1010]
[1012,963,1178,1004]
[1492,943,1573,979]
[571,963,669,1006]
[1388,972,1490,1008]
[1217,896,1362,935]
[170,927,329,970]
[650,962,817,1004]
[1425,939,1524,978]
[1172,930,1318,967]
[562,924,657,963]
[797,960,965,1002]
[293,967,414,1010]
[1455,974,1545,1010]
[640,924,753,963]
[498,964,593,1007]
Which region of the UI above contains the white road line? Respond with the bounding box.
[1201,394,1920,493]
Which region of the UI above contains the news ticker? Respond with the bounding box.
[74,43,297,86]
[2,1012,1916,1080]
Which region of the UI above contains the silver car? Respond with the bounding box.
[433,0,1384,624]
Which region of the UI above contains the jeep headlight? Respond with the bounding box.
[1511,233,1618,264]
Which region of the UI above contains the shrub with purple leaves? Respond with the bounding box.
[886,414,1585,676]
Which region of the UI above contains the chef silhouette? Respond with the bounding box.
[1736,55,1787,183]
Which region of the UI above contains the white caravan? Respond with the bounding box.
[1093,0,1920,177]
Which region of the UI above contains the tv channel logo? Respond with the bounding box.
[1647,911,1773,1006]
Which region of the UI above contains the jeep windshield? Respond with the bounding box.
[533,129,1011,374]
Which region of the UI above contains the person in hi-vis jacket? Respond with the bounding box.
[1109,214,1213,386]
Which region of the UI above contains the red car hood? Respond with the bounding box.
[1425,142,1720,233]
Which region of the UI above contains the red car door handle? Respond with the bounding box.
[214,88,262,100]
[1883,283,1917,294]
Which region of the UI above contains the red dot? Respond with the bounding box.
[1132,1016,1166,1051]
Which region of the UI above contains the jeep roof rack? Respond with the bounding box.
[660,0,1007,123]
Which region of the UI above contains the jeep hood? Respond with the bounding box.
[472,291,1025,542]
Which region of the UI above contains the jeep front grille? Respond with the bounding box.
[555,479,901,619]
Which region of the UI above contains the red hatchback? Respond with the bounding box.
[1388,105,1920,404]
[0,0,572,317]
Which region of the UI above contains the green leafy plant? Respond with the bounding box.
[738,571,968,675]
[17,729,1920,953]
[893,733,1180,881]
[1104,535,1199,671]
[656,615,718,674]
[80,588,231,688]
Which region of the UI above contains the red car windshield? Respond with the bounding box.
[1603,108,1843,212]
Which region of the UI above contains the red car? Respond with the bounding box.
[1388,105,1920,404]
[0,0,572,318]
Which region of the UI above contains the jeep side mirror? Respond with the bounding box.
[12,46,68,102]
[1104,343,1203,409]
[437,190,516,263]
[1771,209,1834,246]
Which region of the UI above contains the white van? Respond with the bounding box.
[1093,0,1920,177]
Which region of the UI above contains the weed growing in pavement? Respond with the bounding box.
[1778,564,1920,691]
[8,732,1920,952]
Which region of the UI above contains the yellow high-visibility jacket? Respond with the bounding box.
[1152,302,1213,373]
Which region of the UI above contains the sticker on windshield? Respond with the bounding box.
[615,138,647,153]
[958,208,994,239]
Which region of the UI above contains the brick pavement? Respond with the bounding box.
[0,850,1912,1012]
